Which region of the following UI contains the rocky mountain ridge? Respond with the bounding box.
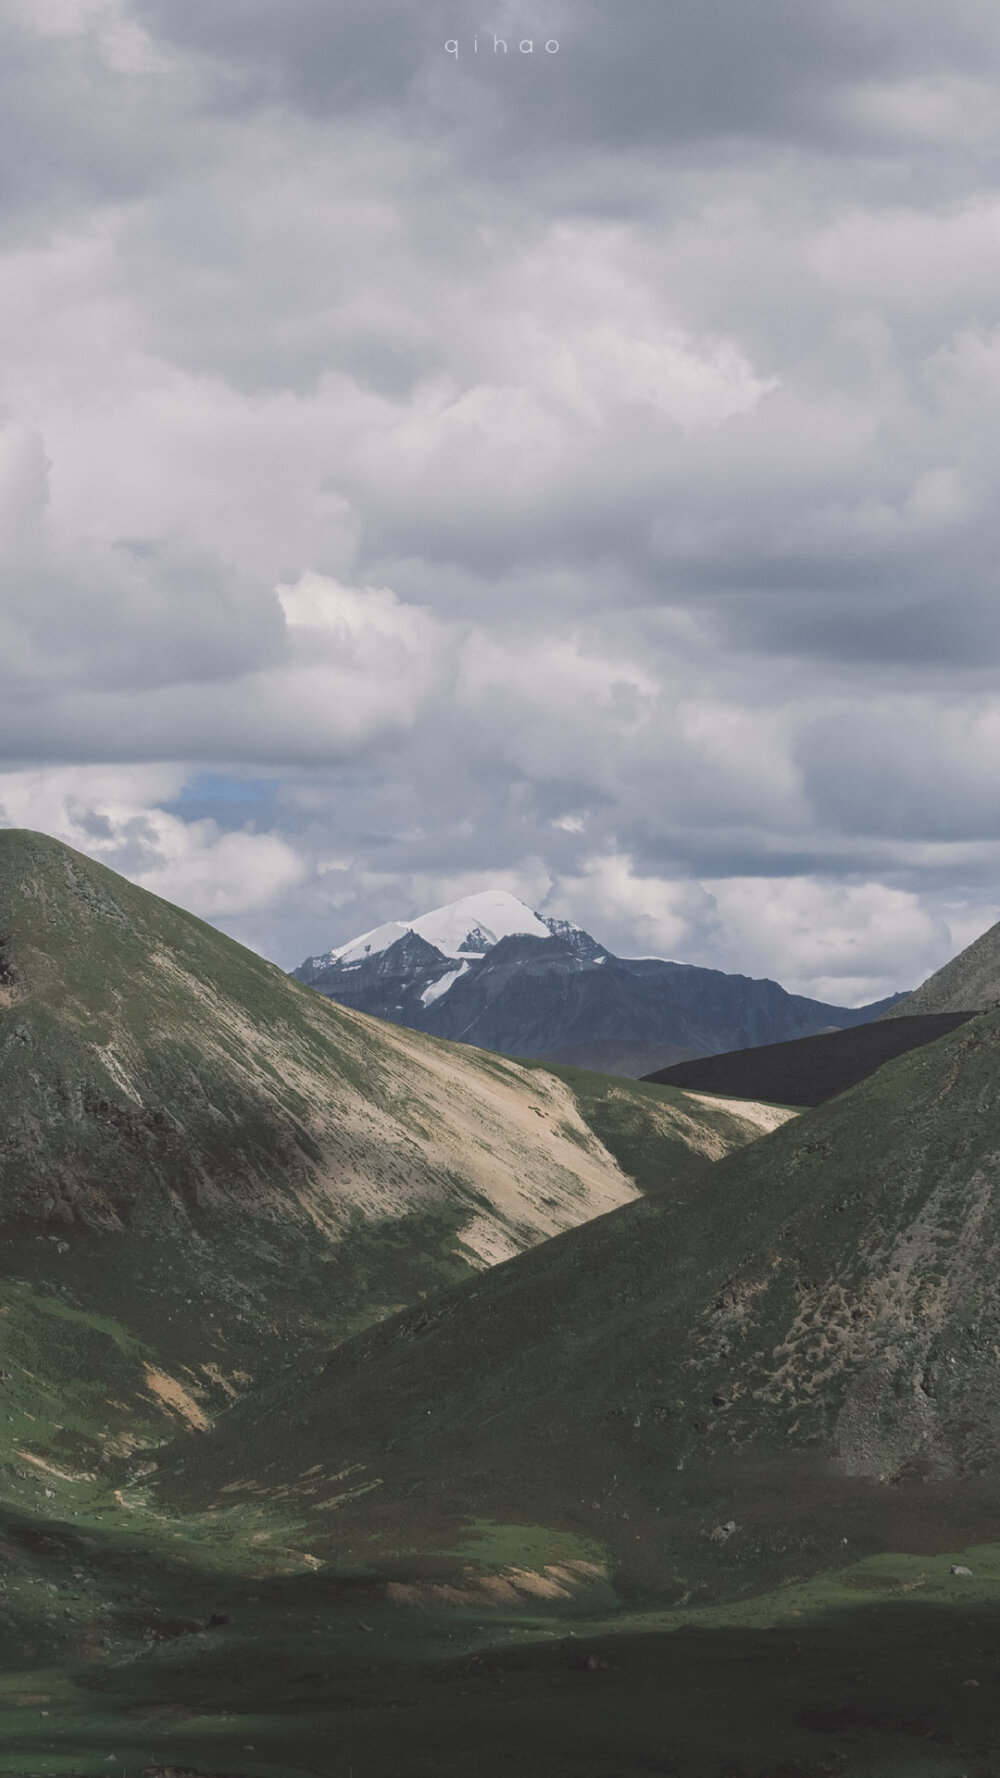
[295,890,906,1062]
[879,912,1000,1017]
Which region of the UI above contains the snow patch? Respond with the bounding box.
[420,964,470,1006]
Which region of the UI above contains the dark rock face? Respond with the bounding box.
[299,929,450,1023]
[295,928,906,1060]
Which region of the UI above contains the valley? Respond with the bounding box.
[1,829,998,1776]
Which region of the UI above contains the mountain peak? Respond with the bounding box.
[880,915,1000,1018]
[316,888,555,968]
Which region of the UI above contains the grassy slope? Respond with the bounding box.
[0,830,798,1491]
[522,1058,797,1196]
[0,830,654,1471]
[157,1008,1000,1604]
[0,856,989,1763]
[4,1495,1000,1777]
[1,1009,993,1774]
[0,843,995,1771]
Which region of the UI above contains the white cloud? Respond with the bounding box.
[0,765,303,918]
[547,855,714,961]
[0,764,185,830]
[700,876,949,1002]
[1,0,1000,995]
[839,75,1000,151]
[128,820,306,916]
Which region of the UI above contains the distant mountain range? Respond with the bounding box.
[293,888,907,1066]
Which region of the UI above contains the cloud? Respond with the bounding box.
[547,854,715,960]
[0,765,304,918]
[1,0,1000,996]
[698,876,950,1004]
[127,821,306,917]
[797,696,1000,842]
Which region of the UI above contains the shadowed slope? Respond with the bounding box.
[643,1011,976,1106]
[159,1007,1000,1599]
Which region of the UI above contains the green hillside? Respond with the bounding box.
[0,828,647,1470]
[160,1004,1000,1604]
[7,827,994,1775]
[0,830,789,1491]
[518,1056,797,1196]
[62,1000,995,1776]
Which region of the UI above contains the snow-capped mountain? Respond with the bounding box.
[293,892,907,1073]
[309,891,558,968]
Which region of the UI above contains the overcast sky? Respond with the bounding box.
[3,0,1000,1001]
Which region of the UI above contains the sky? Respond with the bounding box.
[2,0,1000,1002]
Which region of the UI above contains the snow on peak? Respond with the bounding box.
[326,919,413,966]
[326,890,553,967]
[411,890,550,958]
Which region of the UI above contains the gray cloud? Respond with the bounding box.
[1,0,1000,1001]
[132,0,1000,160]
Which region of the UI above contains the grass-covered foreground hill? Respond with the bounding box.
[0,829,787,1478]
[0,828,649,1478]
[0,830,818,1776]
[75,999,1000,1777]
[165,1005,1000,1603]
